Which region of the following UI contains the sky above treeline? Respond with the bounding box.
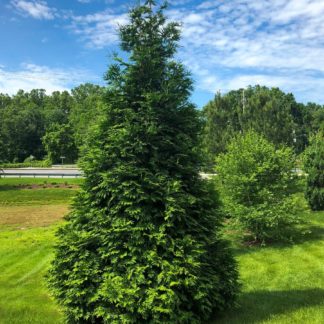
[1,0,324,107]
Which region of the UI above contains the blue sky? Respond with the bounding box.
[1,0,324,107]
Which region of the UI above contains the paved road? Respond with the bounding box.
[0,168,218,179]
[0,168,83,178]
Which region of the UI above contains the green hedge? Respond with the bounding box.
[0,160,51,169]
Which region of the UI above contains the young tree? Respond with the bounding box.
[48,1,238,323]
[216,130,300,242]
[303,131,324,210]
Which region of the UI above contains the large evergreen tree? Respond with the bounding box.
[48,1,238,323]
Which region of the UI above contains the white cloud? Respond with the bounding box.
[166,0,324,103]
[0,63,100,95]
[70,10,128,48]
[11,0,57,20]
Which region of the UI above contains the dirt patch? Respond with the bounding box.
[14,184,79,190]
[0,204,69,228]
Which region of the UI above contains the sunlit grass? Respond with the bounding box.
[0,227,63,324]
[215,211,324,324]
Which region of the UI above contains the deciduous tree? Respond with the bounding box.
[216,130,300,242]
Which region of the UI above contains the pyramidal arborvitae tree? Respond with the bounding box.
[48,1,238,322]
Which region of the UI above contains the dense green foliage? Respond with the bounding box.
[216,131,301,242]
[48,2,238,323]
[42,123,78,164]
[0,84,105,163]
[69,84,107,148]
[303,132,324,210]
[202,86,324,168]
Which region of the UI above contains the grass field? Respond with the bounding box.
[0,178,323,323]
[0,178,81,323]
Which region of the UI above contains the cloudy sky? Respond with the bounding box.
[1,0,324,107]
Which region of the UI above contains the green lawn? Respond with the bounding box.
[215,210,324,323]
[0,178,83,187]
[0,227,63,324]
[0,178,323,323]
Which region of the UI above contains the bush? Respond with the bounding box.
[216,131,300,242]
[303,131,324,210]
[48,2,238,323]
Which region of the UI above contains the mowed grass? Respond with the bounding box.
[215,210,324,324]
[0,178,81,323]
[0,178,323,323]
[0,227,63,324]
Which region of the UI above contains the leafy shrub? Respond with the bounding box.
[303,131,324,210]
[48,2,238,323]
[216,131,301,242]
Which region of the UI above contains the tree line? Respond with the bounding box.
[0,84,106,164]
[1,83,323,166]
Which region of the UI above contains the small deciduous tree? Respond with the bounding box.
[48,1,238,323]
[303,131,324,210]
[216,130,300,242]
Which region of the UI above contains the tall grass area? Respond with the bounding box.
[0,178,323,323]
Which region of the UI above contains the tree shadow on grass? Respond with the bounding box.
[231,223,324,257]
[212,288,324,323]
[290,225,324,244]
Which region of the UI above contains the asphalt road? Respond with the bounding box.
[0,168,83,178]
[0,168,217,179]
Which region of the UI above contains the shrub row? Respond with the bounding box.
[0,160,51,169]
